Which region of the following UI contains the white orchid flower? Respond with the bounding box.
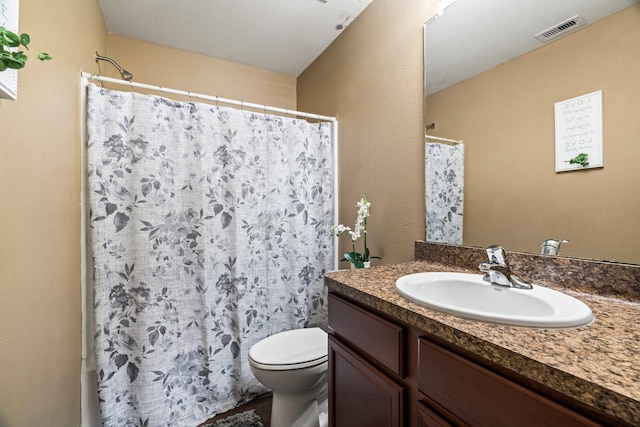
[330,195,378,268]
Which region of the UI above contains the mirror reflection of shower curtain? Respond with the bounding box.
[85,83,335,426]
[425,142,464,244]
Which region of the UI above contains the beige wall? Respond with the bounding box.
[426,6,640,263]
[106,35,297,110]
[0,0,106,425]
[298,0,439,265]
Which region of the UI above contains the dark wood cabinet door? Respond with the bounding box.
[418,338,601,427]
[329,335,404,427]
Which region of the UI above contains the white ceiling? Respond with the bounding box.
[98,0,638,85]
[97,0,374,77]
[425,0,640,96]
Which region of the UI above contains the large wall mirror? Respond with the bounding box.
[424,0,640,264]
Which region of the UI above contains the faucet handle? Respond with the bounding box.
[486,245,508,265]
[481,245,533,289]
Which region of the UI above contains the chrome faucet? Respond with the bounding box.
[479,245,533,289]
[541,239,568,256]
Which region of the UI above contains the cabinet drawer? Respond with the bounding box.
[418,338,600,427]
[328,293,404,376]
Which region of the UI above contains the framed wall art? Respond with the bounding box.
[554,90,603,172]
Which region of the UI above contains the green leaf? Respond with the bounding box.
[343,252,355,263]
[0,50,26,69]
[19,33,30,47]
[4,57,25,69]
[344,251,366,268]
[13,51,27,62]
[0,29,51,70]
[0,30,20,47]
[567,153,590,168]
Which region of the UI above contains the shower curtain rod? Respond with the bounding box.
[81,72,337,122]
[425,134,463,145]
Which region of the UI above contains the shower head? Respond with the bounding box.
[95,53,134,81]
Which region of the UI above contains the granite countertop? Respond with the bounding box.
[325,261,640,425]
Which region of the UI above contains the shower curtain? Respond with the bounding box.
[85,83,335,426]
[425,142,464,244]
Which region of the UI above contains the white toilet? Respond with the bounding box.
[248,327,328,427]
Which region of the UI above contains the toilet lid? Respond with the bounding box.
[249,327,328,370]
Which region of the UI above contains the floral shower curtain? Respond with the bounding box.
[85,83,335,426]
[425,142,464,244]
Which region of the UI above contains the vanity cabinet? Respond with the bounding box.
[328,291,619,427]
[328,293,406,427]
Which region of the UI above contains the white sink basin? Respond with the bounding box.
[395,272,593,328]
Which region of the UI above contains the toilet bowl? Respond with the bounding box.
[248,327,328,427]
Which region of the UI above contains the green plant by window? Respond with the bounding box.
[0,27,52,71]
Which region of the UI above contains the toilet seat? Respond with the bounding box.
[249,327,328,371]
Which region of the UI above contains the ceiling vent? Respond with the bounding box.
[535,15,587,43]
